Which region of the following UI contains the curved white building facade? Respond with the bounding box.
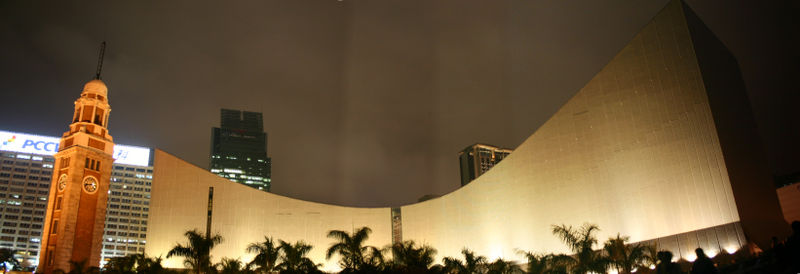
[146,150,391,272]
[145,1,788,271]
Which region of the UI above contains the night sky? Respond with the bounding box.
[1,0,797,207]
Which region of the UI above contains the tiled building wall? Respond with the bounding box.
[637,222,746,261]
[146,150,392,273]
[144,0,786,270]
[401,0,745,264]
[777,183,800,224]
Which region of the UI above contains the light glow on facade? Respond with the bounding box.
[146,0,786,270]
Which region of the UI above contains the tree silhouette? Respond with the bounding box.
[486,258,522,274]
[103,253,169,274]
[247,236,281,273]
[166,229,223,274]
[602,234,649,274]
[103,255,137,274]
[386,240,437,272]
[442,248,487,274]
[276,240,320,274]
[642,243,659,269]
[0,248,20,273]
[135,254,170,274]
[326,227,383,273]
[518,251,572,274]
[217,257,247,274]
[551,224,607,274]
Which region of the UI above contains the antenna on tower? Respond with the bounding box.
[95,41,106,80]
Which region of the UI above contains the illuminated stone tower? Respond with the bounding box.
[38,44,114,273]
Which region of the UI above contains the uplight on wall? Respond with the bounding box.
[724,245,739,254]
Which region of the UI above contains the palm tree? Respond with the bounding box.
[486,258,522,274]
[551,224,607,274]
[166,229,224,274]
[387,240,437,272]
[0,248,19,273]
[362,247,386,272]
[217,257,245,274]
[276,241,320,274]
[101,253,169,274]
[641,243,659,270]
[326,226,383,272]
[103,255,138,274]
[442,248,487,274]
[134,254,169,274]
[247,236,281,273]
[429,264,446,274]
[518,251,572,274]
[602,234,649,274]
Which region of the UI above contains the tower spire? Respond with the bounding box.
[94,41,106,80]
[38,43,115,274]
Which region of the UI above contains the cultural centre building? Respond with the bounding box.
[144,1,788,272]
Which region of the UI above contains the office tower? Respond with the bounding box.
[0,130,153,268]
[104,162,152,264]
[458,143,513,186]
[210,109,271,192]
[0,148,51,269]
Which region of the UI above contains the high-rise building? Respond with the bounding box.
[210,109,271,192]
[0,148,50,269]
[0,132,152,268]
[458,143,513,186]
[104,161,152,264]
[0,130,153,267]
[0,131,153,267]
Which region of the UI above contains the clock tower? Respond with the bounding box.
[38,44,115,273]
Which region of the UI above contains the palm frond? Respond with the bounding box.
[352,227,372,244]
[326,230,351,242]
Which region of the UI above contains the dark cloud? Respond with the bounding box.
[1,0,796,207]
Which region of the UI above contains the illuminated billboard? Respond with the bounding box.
[112,144,151,166]
[0,130,150,167]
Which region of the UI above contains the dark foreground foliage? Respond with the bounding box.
[15,221,800,274]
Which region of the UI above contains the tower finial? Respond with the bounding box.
[95,41,106,80]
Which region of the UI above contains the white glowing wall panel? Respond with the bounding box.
[145,150,391,272]
[145,1,750,269]
[400,0,739,263]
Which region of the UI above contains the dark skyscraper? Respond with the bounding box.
[458,143,512,186]
[210,109,271,192]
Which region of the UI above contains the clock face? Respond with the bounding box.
[82,176,98,194]
[57,174,68,191]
